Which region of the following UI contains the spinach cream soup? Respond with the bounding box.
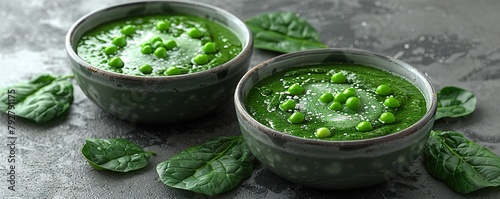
[77,15,242,76]
[245,64,427,141]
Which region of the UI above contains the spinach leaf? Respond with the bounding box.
[245,12,328,53]
[436,86,476,120]
[423,130,500,194]
[0,74,73,123]
[82,138,156,172]
[156,136,255,196]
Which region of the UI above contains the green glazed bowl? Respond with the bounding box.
[66,0,252,123]
[234,48,437,189]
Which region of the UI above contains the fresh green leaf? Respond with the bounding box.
[423,130,500,194]
[245,12,328,53]
[0,74,73,123]
[156,136,255,196]
[82,138,156,172]
[436,86,476,120]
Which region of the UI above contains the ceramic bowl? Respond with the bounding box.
[234,48,437,189]
[66,0,252,123]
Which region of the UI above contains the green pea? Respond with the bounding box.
[139,64,153,74]
[288,83,304,95]
[165,66,180,76]
[202,42,216,53]
[103,45,117,55]
[376,84,392,96]
[334,93,347,103]
[379,112,396,124]
[164,39,177,50]
[120,25,136,35]
[187,27,202,38]
[329,102,342,111]
[384,97,400,108]
[141,45,153,54]
[150,36,163,44]
[331,72,347,83]
[356,121,373,132]
[152,41,164,49]
[112,36,127,47]
[108,57,124,68]
[156,21,170,31]
[343,88,356,98]
[318,92,334,103]
[345,96,361,110]
[154,47,167,58]
[141,42,151,47]
[193,54,209,65]
[288,111,305,124]
[279,100,296,111]
[315,127,331,138]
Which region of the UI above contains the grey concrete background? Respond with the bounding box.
[1,0,500,198]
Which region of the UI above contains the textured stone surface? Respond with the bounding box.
[1,0,500,198]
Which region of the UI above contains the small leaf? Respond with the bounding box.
[0,74,73,123]
[245,12,328,53]
[156,136,255,196]
[82,138,156,172]
[436,86,476,120]
[423,130,500,194]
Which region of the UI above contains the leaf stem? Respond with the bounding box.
[60,74,75,80]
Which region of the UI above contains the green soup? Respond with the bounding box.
[245,64,427,141]
[77,15,242,76]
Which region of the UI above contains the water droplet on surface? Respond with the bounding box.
[419,36,425,42]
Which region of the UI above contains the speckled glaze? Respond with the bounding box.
[234,49,437,189]
[66,0,252,123]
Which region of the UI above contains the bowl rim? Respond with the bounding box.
[234,48,438,147]
[65,0,252,82]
